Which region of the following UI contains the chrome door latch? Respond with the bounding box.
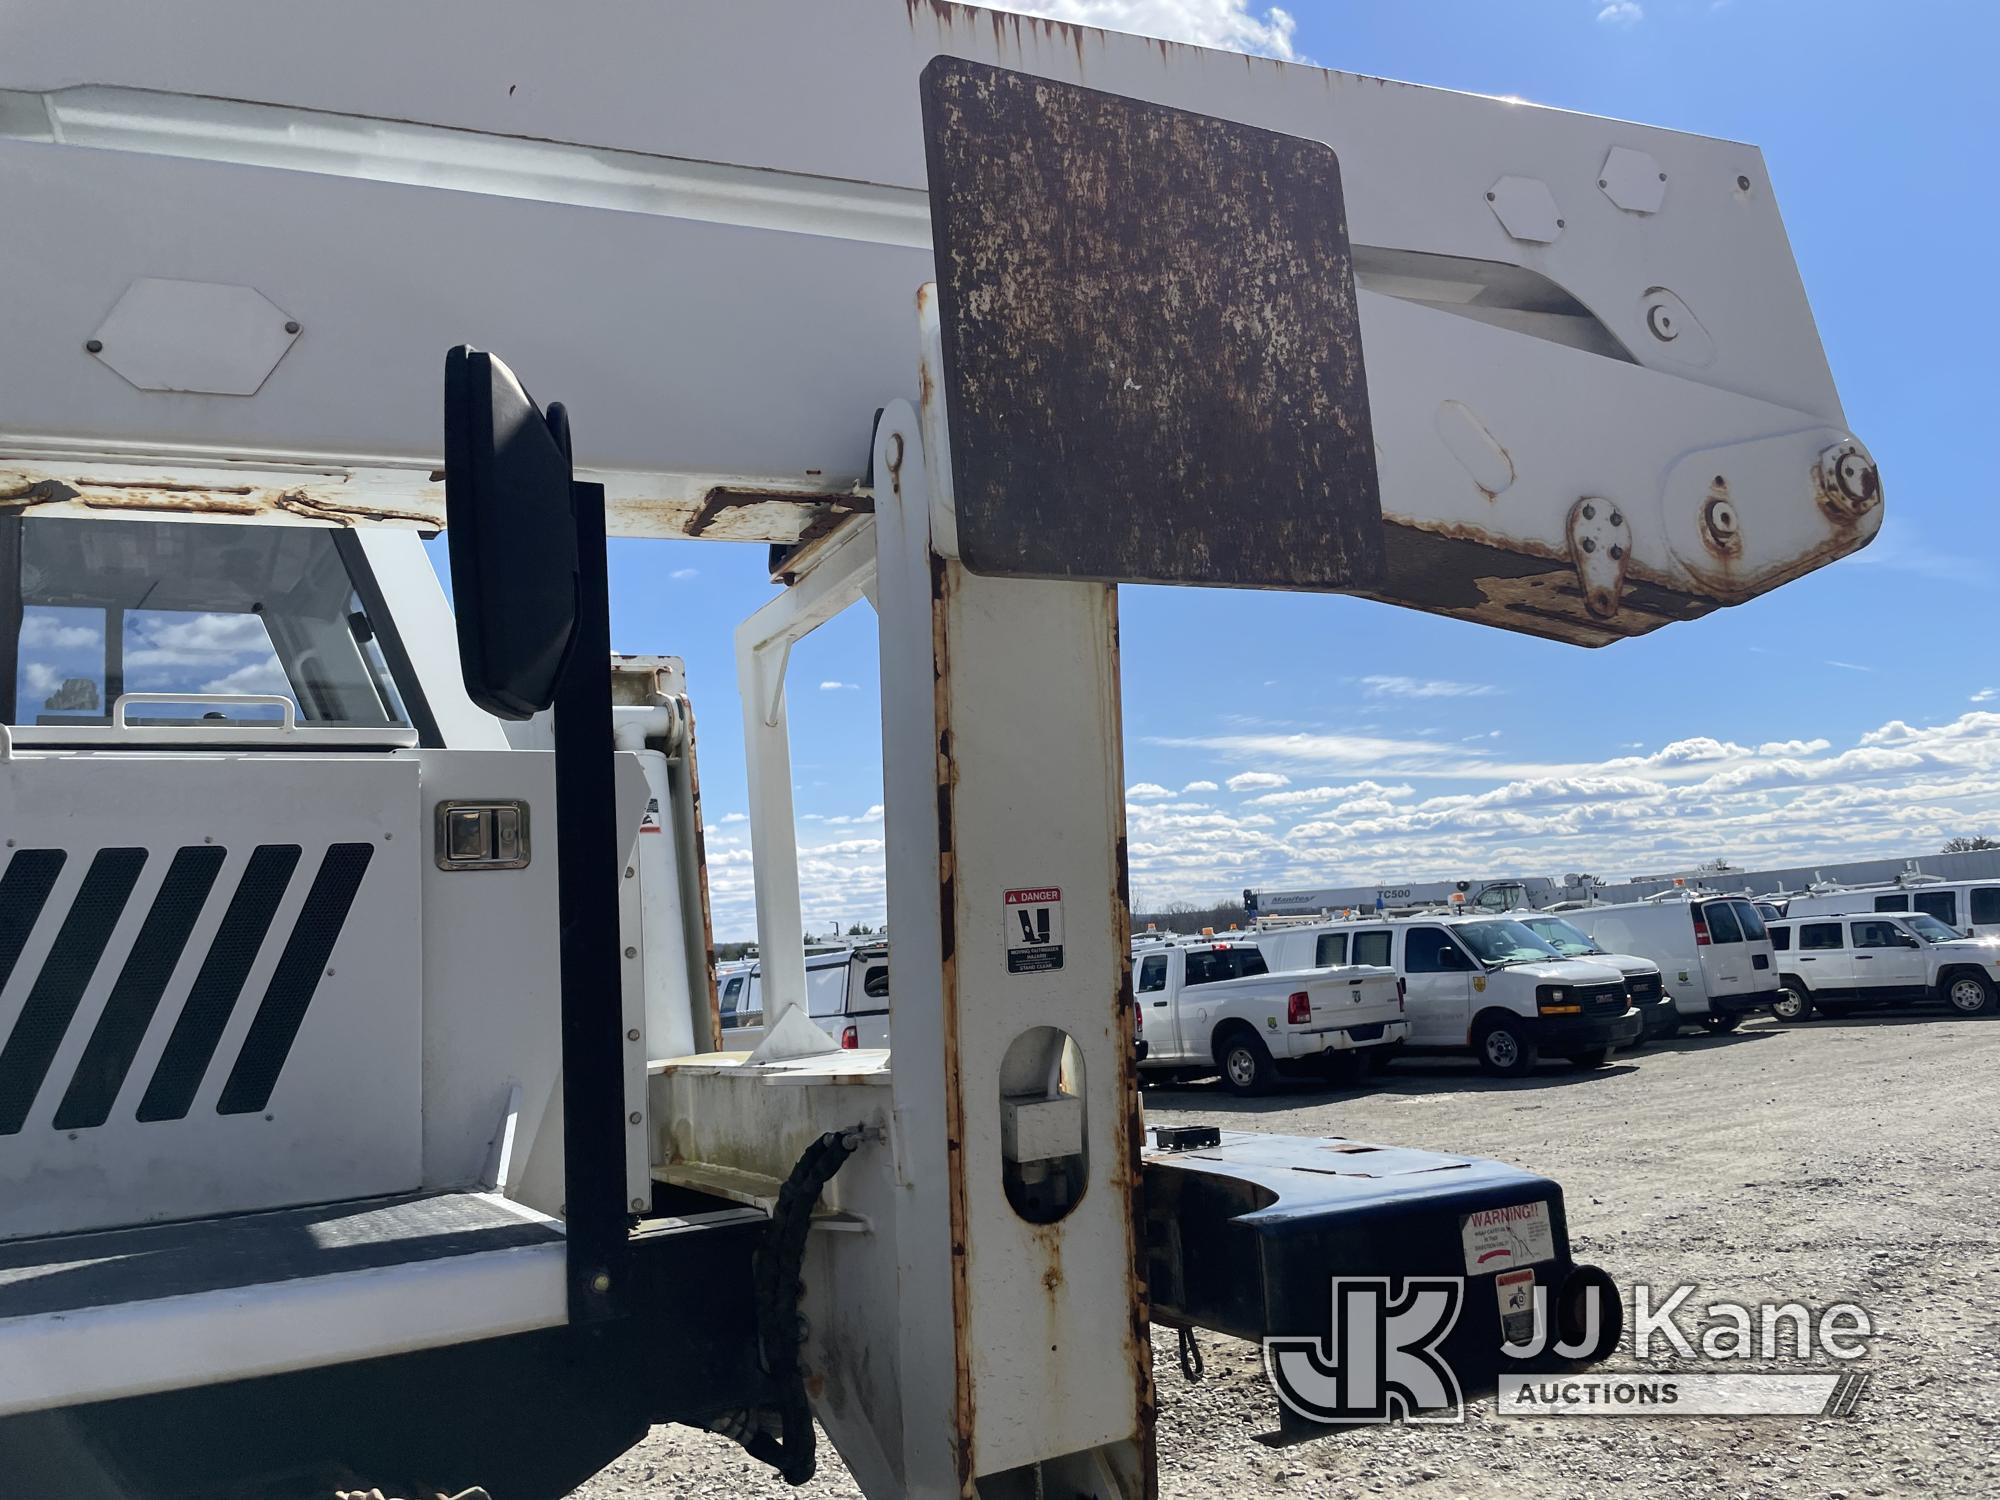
[434,800,531,870]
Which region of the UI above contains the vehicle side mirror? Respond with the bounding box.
[1444,946,1471,970]
[1900,932,1922,948]
[443,345,580,719]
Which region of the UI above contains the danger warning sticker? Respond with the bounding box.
[1460,1200,1555,1274]
[1495,1268,1538,1347]
[1004,887,1065,975]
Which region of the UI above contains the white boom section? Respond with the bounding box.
[0,0,1873,639]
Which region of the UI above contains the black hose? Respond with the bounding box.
[748,1128,860,1487]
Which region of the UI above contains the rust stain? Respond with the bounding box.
[930,552,975,1494]
[1106,582,1158,1492]
[681,697,726,1053]
[686,486,870,540]
[919,57,1382,591]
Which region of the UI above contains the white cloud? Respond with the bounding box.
[136,613,271,657]
[200,660,294,697]
[1597,1,1643,23]
[1359,674,1500,701]
[819,680,860,692]
[1181,779,1219,793]
[1973,689,1996,704]
[670,567,698,581]
[19,614,101,650]
[703,711,2000,940]
[1226,770,1291,792]
[1126,782,1176,801]
[719,812,748,824]
[985,1,1300,60]
[1825,660,1872,673]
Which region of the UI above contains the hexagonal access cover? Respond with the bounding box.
[1600,147,1667,214]
[1486,176,1563,243]
[89,278,299,395]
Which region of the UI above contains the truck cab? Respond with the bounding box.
[1768,912,2000,1021]
[1331,915,1640,1076]
[1131,938,1406,1095]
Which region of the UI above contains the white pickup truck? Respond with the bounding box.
[1132,940,1407,1095]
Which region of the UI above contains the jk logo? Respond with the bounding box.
[1264,1277,1466,1424]
[1017,908,1051,945]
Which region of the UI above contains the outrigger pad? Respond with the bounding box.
[920,57,1384,591]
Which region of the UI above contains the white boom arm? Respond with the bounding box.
[0,0,1875,645]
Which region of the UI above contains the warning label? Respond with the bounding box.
[1495,1268,1538,1347]
[1460,1201,1555,1273]
[1004,887,1065,975]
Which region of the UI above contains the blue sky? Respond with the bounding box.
[492,1,1998,940]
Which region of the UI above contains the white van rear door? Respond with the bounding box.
[1695,899,1756,997]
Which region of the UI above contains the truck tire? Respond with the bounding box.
[1568,1046,1611,1070]
[1473,1016,1538,1078]
[1215,1028,1277,1096]
[1943,971,1997,1016]
[1771,982,1815,1023]
[1699,1012,1742,1034]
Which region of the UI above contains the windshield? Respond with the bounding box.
[6,515,410,729]
[1903,913,1961,944]
[1520,916,1599,957]
[1454,919,1562,966]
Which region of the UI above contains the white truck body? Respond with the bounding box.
[1132,940,1405,1093]
[1561,893,1779,1029]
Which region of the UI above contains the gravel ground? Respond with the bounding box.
[578,1011,2000,1498]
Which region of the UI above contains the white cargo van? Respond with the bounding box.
[1779,877,2000,940]
[1313,916,1640,1077]
[1513,914,1677,1044]
[1767,912,2000,1020]
[1562,893,1778,1032]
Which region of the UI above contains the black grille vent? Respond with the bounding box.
[137,845,303,1123]
[0,849,147,1134]
[218,843,375,1116]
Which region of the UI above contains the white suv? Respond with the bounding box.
[1767,912,2000,1020]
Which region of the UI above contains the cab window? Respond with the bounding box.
[5,515,411,729]
[1703,902,1744,944]
[1732,900,1768,942]
[862,964,890,1001]
[1914,891,1959,927]
[1137,954,1168,994]
[1404,927,1467,973]
[1850,920,1905,950]
[1352,930,1392,967]
[1973,888,2000,926]
[1873,894,1909,913]
[1314,931,1348,966]
[1799,923,1843,951]
[1769,927,1791,952]
[1183,947,1269,987]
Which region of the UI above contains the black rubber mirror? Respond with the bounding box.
[443,346,580,719]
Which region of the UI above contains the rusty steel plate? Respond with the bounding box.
[919,57,1383,589]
